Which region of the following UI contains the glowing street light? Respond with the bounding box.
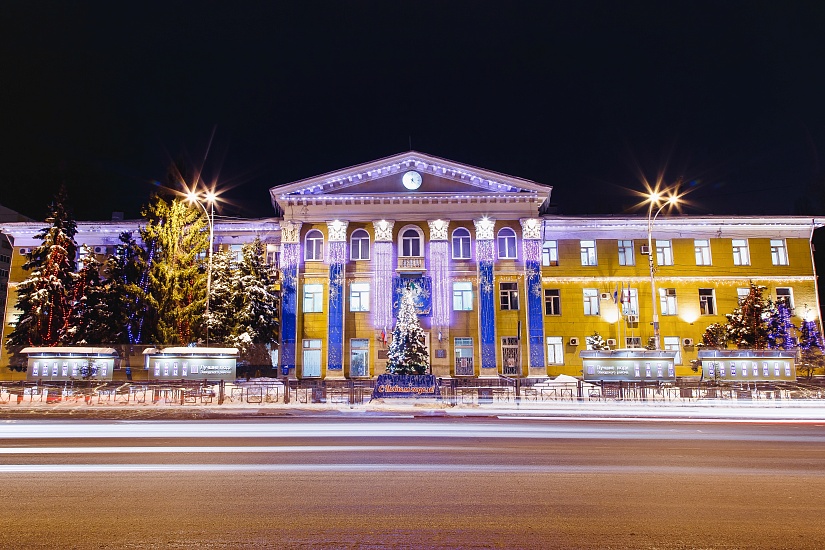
[187,190,216,345]
[646,190,679,350]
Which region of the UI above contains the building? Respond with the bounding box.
[1,152,823,380]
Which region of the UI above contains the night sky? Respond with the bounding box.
[4,1,825,222]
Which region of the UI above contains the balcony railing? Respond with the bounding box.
[396,256,425,272]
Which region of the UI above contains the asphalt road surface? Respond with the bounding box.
[0,417,823,549]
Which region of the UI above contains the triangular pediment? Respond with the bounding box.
[270,151,552,203]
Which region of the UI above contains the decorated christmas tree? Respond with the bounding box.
[700,323,728,348]
[725,282,770,349]
[766,302,795,349]
[385,287,429,375]
[798,317,825,379]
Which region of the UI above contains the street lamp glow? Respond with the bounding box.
[646,189,680,351]
[188,190,217,345]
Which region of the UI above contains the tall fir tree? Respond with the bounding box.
[725,282,771,349]
[766,303,795,349]
[385,287,429,375]
[701,323,728,348]
[141,193,209,345]
[64,246,112,345]
[798,318,825,379]
[5,186,78,367]
[104,232,151,344]
[231,239,280,365]
[203,249,236,344]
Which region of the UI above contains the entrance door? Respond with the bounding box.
[501,337,520,375]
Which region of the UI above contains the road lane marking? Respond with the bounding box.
[0,445,462,454]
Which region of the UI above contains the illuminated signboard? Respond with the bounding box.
[143,347,237,381]
[580,350,678,382]
[697,350,796,382]
[22,347,118,381]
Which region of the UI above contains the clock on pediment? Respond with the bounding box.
[402,170,422,190]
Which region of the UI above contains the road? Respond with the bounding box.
[0,417,823,549]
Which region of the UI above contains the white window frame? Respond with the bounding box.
[699,288,716,315]
[302,339,322,377]
[451,227,471,260]
[350,229,370,261]
[542,241,558,266]
[625,336,642,349]
[304,230,324,262]
[453,282,473,311]
[497,228,517,259]
[580,240,597,266]
[663,336,682,365]
[732,239,750,266]
[455,337,474,375]
[621,288,639,316]
[770,239,788,265]
[776,287,794,310]
[546,336,564,365]
[583,288,600,316]
[737,287,750,303]
[303,283,324,313]
[656,240,673,266]
[694,239,712,266]
[499,282,519,310]
[349,282,370,312]
[544,289,561,316]
[618,240,634,266]
[399,226,423,258]
[659,288,678,316]
[350,338,369,377]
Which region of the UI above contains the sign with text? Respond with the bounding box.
[28,357,115,381]
[145,356,236,381]
[580,351,678,382]
[697,350,796,382]
[372,374,441,399]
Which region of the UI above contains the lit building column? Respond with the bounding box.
[278,220,302,378]
[372,220,395,372]
[474,217,497,374]
[428,219,450,377]
[520,218,546,376]
[326,220,348,377]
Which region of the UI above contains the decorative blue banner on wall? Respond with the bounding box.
[392,276,432,317]
[327,241,346,371]
[477,239,496,371]
[524,256,546,369]
[279,243,300,376]
[372,374,441,399]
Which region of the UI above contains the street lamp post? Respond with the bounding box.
[646,192,678,351]
[188,191,216,345]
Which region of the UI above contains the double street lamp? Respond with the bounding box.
[646,190,679,351]
[187,190,216,345]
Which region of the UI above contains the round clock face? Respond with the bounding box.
[402,170,422,190]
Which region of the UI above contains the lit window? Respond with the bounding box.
[656,240,673,266]
[349,282,370,312]
[776,287,794,310]
[542,241,558,266]
[401,228,422,257]
[350,229,370,261]
[305,230,324,261]
[732,239,750,266]
[737,287,750,303]
[699,288,716,315]
[621,287,639,316]
[583,288,600,315]
[580,240,597,266]
[659,288,677,316]
[544,289,561,315]
[770,239,788,265]
[618,240,634,266]
[663,336,682,364]
[625,337,642,349]
[455,338,474,376]
[694,239,712,265]
[453,282,473,311]
[546,336,564,365]
[302,339,322,377]
[350,339,369,377]
[499,282,519,310]
[452,228,471,260]
[497,228,517,259]
[303,283,324,312]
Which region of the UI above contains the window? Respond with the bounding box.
[580,240,597,266]
[737,287,750,303]
[544,289,561,315]
[452,228,471,260]
[625,337,642,349]
[656,240,673,266]
[0,254,10,264]
[453,282,473,311]
[401,228,422,257]
[455,337,474,375]
[305,230,324,261]
[265,247,279,267]
[699,288,716,315]
[659,288,677,316]
[349,282,370,312]
[694,239,712,265]
[350,339,369,377]
[621,287,639,316]
[350,229,370,261]
[499,282,519,310]
[546,336,564,365]
[732,239,750,266]
[583,288,600,315]
[618,240,634,266]
[303,283,324,312]
[771,239,788,265]
[776,288,794,310]
[497,228,517,259]
[302,339,322,377]
[542,241,558,266]
[229,244,243,263]
[663,336,682,364]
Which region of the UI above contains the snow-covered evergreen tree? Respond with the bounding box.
[203,249,236,344]
[725,282,771,349]
[586,332,609,350]
[5,186,78,368]
[385,287,429,375]
[798,318,825,379]
[766,302,795,349]
[104,231,151,344]
[700,323,728,348]
[64,247,112,345]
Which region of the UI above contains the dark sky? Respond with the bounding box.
[3,1,825,221]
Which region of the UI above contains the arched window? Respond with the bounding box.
[497,227,517,259]
[452,227,471,260]
[400,227,423,257]
[350,229,370,261]
[305,229,324,261]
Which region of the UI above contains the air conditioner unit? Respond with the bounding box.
[569,337,580,346]
[640,245,650,255]
[19,248,30,255]
[626,314,639,323]
[93,246,106,254]
[606,338,617,347]
[683,338,694,347]
[599,292,611,301]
